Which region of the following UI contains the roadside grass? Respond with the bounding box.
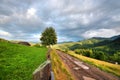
[0,41,48,80]
[50,49,74,80]
[67,51,120,77]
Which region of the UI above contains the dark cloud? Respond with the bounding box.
[0,0,120,42]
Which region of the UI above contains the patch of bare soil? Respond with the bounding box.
[56,50,120,80]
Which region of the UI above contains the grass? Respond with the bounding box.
[0,40,48,80]
[50,49,74,80]
[67,51,120,77]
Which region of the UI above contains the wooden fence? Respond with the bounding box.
[33,60,51,80]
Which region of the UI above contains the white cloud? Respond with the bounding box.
[63,0,100,13]
[58,36,73,42]
[32,34,41,38]
[0,30,12,37]
[68,11,103,26]
[82,28,120,38]
[80,13,93,25]
[21,33,41,42]
[48,0,64,9]
[32,33,41,42]
[26,8,36,18]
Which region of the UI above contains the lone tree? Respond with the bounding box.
[40,27,57,46]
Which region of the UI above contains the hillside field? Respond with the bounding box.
[53,36,120,64]
[0,40,48,80]
[53,36,120,78]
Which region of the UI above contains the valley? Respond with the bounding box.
[0,35,120,80]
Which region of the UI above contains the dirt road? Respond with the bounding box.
[56,50,120,80]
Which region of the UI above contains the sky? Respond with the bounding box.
[0,0,120,42]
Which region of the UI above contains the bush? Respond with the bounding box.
[33,43,41,47]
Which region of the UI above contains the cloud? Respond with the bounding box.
[112,15,120,22]
[0,15,11,24]
[0,30,12,38]
[57,36,74,42]
[26,8,36,18]
[82,28,120,38]
[0,0,120,42]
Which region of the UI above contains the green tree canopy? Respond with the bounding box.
[40,27,57,46]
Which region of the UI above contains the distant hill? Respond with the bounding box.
[58,41,73,44]
[93,35,120,50]
[0,38,42,47]
[0,38,9,42]
[90,37,108,40]
[56,35,120,50]
[55,37,105,50]
[54,35,120,64]
[110,35,120,41]
[10,40,31,46]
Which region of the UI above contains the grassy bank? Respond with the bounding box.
[50,50,74,80]
[0,40,48,80]
[67,51,120,77]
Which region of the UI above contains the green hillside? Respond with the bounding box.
[54,38,104,50]
[0,39,48,80]
[54,35,120,64]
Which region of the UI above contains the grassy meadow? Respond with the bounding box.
[0,40,48,80]
[67,51,120,77]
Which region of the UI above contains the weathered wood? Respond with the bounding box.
[33,60,51,80]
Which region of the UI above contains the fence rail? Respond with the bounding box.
[33,60,51,80]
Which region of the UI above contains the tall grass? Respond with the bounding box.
[50,50,74,80]
[0,41,48,80]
